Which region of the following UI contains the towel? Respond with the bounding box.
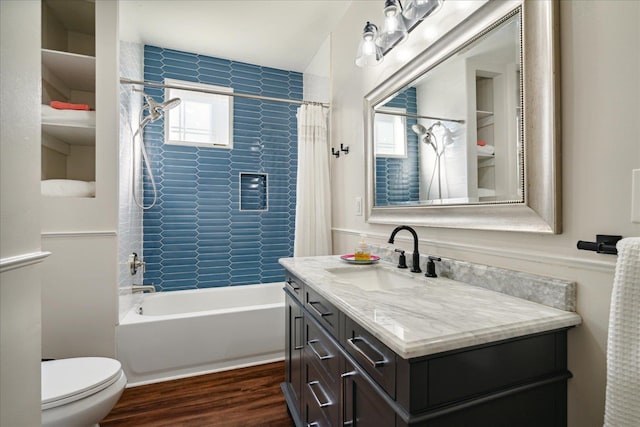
[476,144,495,156]
[50,101,92,111]
[41,180,96,197]
[604,237,640,427]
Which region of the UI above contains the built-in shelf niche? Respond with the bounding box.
[475,75,496,197]
[41,0,96,196]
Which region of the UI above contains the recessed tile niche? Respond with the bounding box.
[240,173,268,211]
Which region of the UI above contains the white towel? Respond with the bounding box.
[41,179,96,197]
[476,144,495,156]
[604,237,640,427]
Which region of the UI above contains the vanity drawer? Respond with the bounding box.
[305,286,339,337]
[285,275,304,302]
[426,331,562,408]
[343,316,396,398]
[305,313,341,384]
[304,356,339,427]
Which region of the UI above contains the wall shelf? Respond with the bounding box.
[42,122,95,146]
[42,49,95,92]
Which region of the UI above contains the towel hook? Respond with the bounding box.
[577,235,622,255]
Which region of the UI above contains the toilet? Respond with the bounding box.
[42,357,127,427]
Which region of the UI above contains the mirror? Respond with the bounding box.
[365,0,561,233]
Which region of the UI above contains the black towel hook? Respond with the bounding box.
[577,235,622,255]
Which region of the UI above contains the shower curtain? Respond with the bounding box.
[294,104,332,257]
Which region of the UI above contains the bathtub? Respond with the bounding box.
[117,282,285,386]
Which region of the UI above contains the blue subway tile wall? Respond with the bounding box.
[375,87,419,206]
[142,45,301,291]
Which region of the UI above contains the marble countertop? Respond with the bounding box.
[279,256,582,359]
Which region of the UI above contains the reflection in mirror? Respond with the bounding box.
[373,11,521,207]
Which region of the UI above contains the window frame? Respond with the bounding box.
[374,107,408,158]
[164,78,234,149]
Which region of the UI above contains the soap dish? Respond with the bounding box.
[340,254,380,265]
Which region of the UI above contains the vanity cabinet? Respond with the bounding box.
[282,272,573,427]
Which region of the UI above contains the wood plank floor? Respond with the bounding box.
[101,361,294,427]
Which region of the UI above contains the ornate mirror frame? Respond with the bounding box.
[364,0,561,233]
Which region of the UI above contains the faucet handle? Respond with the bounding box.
[425,256,442,278]
[394,249,408,269]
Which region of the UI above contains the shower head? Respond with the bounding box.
[411,123,428,136]
[144,94,181,115]
[411,123,437,151]
[427,121,442,132]
[139,94,182,128]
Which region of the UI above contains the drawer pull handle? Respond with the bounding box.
[307,423,320,427]
[294,315,304,350]
[347,337,387,368]
[308,339,332,361]
[308,300,332,318]
[308,380,332,408]
[286,279,300,292]
[341,371,356,426]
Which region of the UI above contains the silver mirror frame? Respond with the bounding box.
[364,0,561,234]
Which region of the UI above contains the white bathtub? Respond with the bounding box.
[116,282,285,386]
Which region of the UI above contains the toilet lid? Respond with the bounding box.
[42,357,123,410]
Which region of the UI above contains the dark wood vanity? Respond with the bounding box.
[282,270,575,427]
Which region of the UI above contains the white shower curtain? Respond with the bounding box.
[294,104,332,257]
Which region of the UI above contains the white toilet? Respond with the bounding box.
[41,357,127,427]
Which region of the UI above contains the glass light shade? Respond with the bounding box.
[402,0,443,21]
[355,22,384,67]
[376,0,409,48]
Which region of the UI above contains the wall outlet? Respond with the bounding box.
[632,169,640,224]
[355,197,363,216]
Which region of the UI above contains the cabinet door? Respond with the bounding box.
[343,361,396,427]
[285,292,304,416]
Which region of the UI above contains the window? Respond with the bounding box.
[374,107,407,157]
[164,79,233,148]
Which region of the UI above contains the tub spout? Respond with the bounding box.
[132,284,156,293]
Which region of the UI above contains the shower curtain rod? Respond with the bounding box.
[376,109,465,124]
[120,78,329,108]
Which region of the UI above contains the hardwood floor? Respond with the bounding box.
[101,361,294,427]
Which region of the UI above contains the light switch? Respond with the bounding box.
[632,169,640,224]
[355,197,363,216]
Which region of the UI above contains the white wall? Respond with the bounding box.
[416,60,469,200]
[329,1,640,426]
[304,35,331,104]
[0,1,44,426]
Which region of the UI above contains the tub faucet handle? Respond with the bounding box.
[129,252,145,275]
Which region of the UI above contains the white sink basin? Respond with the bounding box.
[326,266,423,291]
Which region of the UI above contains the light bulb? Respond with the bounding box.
[355,21,384,68]
[403,0,443,21]
[376,0,408,48]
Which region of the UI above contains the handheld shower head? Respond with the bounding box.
[144,94,181,114]
[159,97,181,111]
[427,121,442,132]
[411,123,427,136]
[140,94,182,128]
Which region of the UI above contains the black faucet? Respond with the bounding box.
[388,225,422,273]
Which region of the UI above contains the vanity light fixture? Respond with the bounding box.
[376,0,409,49]
[403,0,443,21]
[356,0,444,68]
[355,21,384,68]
